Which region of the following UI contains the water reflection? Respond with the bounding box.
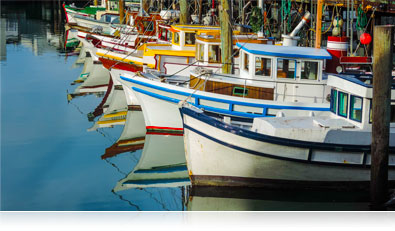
[1,1,66,60]
[187,187,371,211]
[102,109,146,159]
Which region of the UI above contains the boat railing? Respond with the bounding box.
[196,71,327,86]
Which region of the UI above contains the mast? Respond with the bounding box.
[179,0,190,24]
[315,0,323,48]
[220,0,233,74]
[119,0,125,24]
[258,0,264,38]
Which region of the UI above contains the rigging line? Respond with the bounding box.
[104,158,128,176]
[141,188,170,211]
[352,7,376,57]
[107,19,159,70]
[111,190,142,211]
[96,128,117,143]
[104,0,178,63]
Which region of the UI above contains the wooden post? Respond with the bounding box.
[220,0,233,74]
[315,0,323,48]
[371,25,394,210]
[198,0,203,24]
[179,0,190,24]
[119,0,125,24]
[142,0,150,13]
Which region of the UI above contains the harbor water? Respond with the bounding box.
[0,1,388,211]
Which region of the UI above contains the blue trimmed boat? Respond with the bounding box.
[180,74,395,189]
[119,42,333,132]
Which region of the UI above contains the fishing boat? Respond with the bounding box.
[102,107,146,159]
[63,3,106,24]
[147,33,271,76]
[113,133,190,191]
[119,42,332,133]
[97,24,222,73]
[75,12,164,54]
[180,73,395,189]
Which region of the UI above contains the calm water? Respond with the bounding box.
[0,1,383,211]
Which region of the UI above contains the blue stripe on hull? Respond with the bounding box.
[122,76,330,120]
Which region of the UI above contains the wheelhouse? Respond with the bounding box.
[169,25,220,51]
[195,34,272,70]
[238,43,332,82]
[327,74,395,128]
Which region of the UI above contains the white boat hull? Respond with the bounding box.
[181,107,395,189]
[119,74,329,132]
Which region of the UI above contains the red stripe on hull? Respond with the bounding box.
[146,126,184,131]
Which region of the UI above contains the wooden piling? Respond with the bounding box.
[142,0,150,13]
[371,25,394,210]
[179,0,190,24]
[198,0,203,24]
[119,0,125,24]
[220,0,233,74]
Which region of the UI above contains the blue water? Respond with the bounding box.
[0,1,184,211]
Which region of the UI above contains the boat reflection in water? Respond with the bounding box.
[66,30,110,100]
[87,80,128,130]
[100,106,190,210]
[102,108,146,160]
[187,186,371,211]
[113,132,190,191]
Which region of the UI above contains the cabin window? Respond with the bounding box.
[338,91,348,118]
[330,89,337,113]
[196,43,204,61]
[391,104,395,123]
[301,61,319,80]
[159,28,167,40]
[255,57,271,77]
[350,95,363,122]
[233,87,248,96]
[208,45,221,63]
[167,30,172,41]
[244,53,249,71]
[233,49,240,58]
[369,100,372,123]
[142,21,154,31]
[173,32,180,45]
[185,33,196,45]
[277,59,296,79]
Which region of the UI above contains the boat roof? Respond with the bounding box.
[197,34,267,44]
[237,43,332,60]
[171,25,220,32]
